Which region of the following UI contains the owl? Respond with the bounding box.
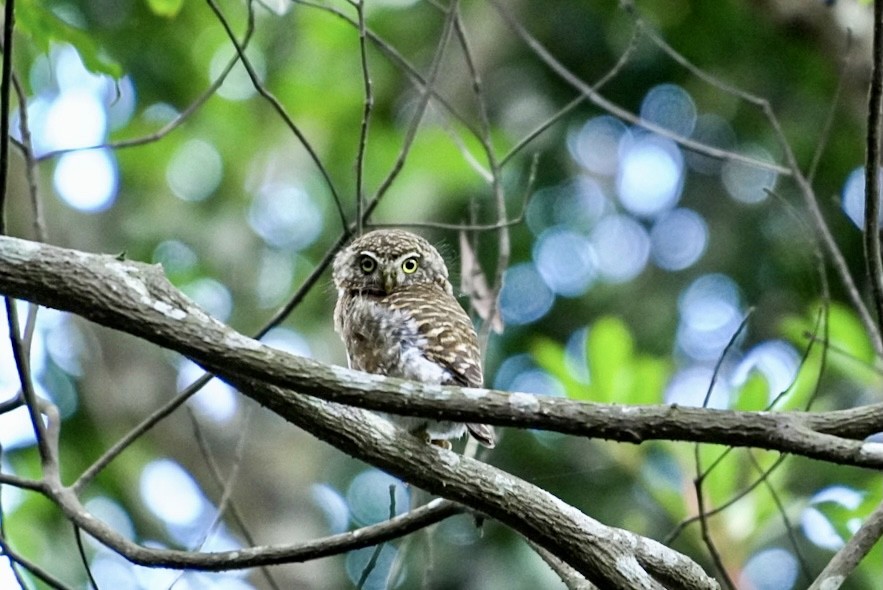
[332,229,495,449]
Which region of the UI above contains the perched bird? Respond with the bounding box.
[332,229,495,448]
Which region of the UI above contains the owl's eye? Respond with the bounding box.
[359,255,376,274]
[401,257,419,274]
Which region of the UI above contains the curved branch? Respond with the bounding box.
[0,241,718,588]
[0,236,883,473]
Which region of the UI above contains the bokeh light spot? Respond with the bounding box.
[590,214,650,283]
[345,544,401,590]
[346,469,409,525]
[732,340,799,400]
[665,367,731,409]
[248,184,323,250]
[178,359,238,423]
[526,178,609,236]
[650,208,707,271]
[153,240,198,278]
[54,149,118,212]
[311,483,350,534]
[533,227,596,297]
[617,135,684,217]
[499,263,555,325]
[140,459,206,526]
[677,274,743,361]
[182,277,233,322]
[640,83,697,137]
[686,114,736,175]
[739,548,797,590]
[842,166,883,229]
[166,139,223,202]
[722,144,778,204]
[209,46,266,102]
[569,115,629,176]
[43,89,106,150]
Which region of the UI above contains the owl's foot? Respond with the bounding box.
[418,430,452,450]
[430,438,453,450]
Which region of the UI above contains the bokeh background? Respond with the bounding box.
[1,0,881,588]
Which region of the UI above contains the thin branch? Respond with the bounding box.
[11,74,45,241]
[528,539,597,590]
[619,0,883,354]
[295,0,479,139]
[499,19,642,168]
[864,0,883,341]
[0,535,72,590]
[692,312,752,590]
[354,0,373,236]
[807,30,853,183]
[67,490,464,572]
[0,0,14,234]
[73,374,208,493]
[356,484,397,589]
[186,406,282,590]
[73,524,99,590]
[745,452,812,584]
[4,299,52,466]
[204,0,347,231]
[36,0,258,163]
[368,0,458,208]
[807,498,883,590]
[489,0,788,175]
[74,234,346,493]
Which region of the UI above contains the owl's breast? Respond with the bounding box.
[337,295,427,377]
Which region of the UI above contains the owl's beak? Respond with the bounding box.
[382,272,395,294]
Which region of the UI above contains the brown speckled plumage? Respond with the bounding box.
[332,229,495,447]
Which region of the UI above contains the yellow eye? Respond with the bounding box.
[359,255,376,274]
[401,257,419,274]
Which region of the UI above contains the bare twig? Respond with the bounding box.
[808,31,853,183]
[179,406,283,590]
[864,0,883,341]
[354,0,373,236]
[4,299,52,465]
[0,0,14,233]
[807,499,883,590]
[369,0,459,207]
[0,535,72,590]
[204,0,347,230]
[499,20,642,168]
[356,484,397,589]
[746,452,812,584]
[619,0,883,354]
[692,312,753,590]
[36,0,258,163]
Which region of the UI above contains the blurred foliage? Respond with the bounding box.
[2,0,883,589]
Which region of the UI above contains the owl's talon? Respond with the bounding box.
[430,439,452,450]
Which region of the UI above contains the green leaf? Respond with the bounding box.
[587,316,634,403]
[531,337,590,400]
[781,302,879,387]
[734,371,769,411]
[17,0,122,78]
[144,0,185,18]
[630,356,671,405]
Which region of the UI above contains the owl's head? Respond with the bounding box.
[332,229,452,295]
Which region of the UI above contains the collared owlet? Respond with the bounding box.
[332,229,495,448]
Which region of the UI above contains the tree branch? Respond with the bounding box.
[1,236,883,472]
[0,240,719,588]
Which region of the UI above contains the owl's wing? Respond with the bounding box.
[405,289,496,448]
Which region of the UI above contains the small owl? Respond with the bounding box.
[332,229,495,448]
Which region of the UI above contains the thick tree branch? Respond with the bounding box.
[0,239,720,588]
[0,236,883,472]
